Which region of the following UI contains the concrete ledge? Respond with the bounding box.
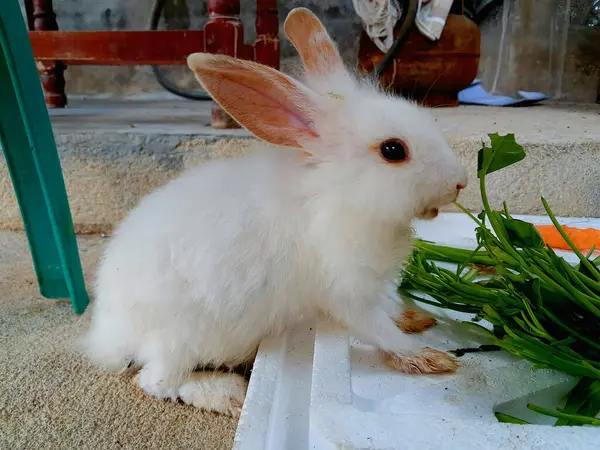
[1,98,599,233]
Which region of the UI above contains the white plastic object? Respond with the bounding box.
[234,213,600,450]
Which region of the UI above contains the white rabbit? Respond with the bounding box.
[82,7,468,417]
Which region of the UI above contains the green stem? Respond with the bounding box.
[541,197,600,282]
[573,270,600,296]
[453,201,483,227]
[415,241,496,266]
[527,404,600,426]
[398,290,482,314]
[479,176,521,261]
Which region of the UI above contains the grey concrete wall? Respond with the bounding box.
[35,0,362,96]
[2,100,600,232]
[477,0,600,102]
[24,0,600,101]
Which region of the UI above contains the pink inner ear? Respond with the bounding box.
[287,110,314,131]
[189,55,319,148]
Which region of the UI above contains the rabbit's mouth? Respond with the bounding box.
[417,187,462,220]
[416,207,439,220]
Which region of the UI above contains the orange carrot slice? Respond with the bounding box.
[535,225,600,252]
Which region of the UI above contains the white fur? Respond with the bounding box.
[82,12,467,417]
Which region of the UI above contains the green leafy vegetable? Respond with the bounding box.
[399,133,600,426]
[477,133,526,177]
[503,218,545,249]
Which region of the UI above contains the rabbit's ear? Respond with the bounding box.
[284,7,345,78]
[188,53,319,148]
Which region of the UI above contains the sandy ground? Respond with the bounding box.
[0,231,237,450]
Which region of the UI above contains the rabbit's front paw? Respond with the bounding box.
[395,309,437,334]
[380,348,459,375]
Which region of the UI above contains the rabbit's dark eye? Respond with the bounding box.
[379,139,409,163]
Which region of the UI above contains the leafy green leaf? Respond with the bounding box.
[503,218,545,248]
[514,279,543,307]
[477,133,526,178]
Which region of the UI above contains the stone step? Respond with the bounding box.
[1,97,599,234]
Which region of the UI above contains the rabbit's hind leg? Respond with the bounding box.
[131,352,248,417]
[178,371,248,417]
[132,359,187,402]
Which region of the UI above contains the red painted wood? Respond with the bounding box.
[205,0,244,129]
[23,0,282,126]
[30,0,67,108]
[204,0,244,58]
[255,0,279,69]
[240,44,254,61]
[207,0,240,17]
[28,31,206,65]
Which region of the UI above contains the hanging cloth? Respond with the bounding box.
[352,0,454,51]
[415,0,454,40]
[352,0,404,52]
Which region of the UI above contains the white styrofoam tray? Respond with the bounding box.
[234,213,600,450]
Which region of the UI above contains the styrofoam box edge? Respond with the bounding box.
[234,213,600,450]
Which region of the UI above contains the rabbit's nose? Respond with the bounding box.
[454,181,466,201]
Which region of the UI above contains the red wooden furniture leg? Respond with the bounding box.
[205,0,244,129]
[27,0,67,108]
[255,0,279,69]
